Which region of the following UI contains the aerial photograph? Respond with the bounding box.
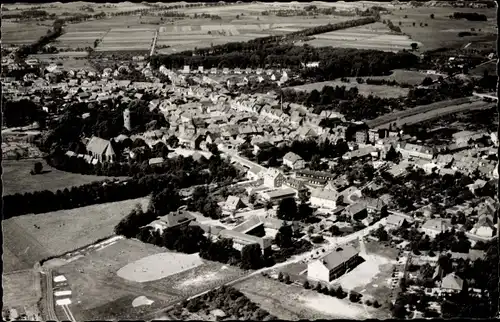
[1,0,498,321]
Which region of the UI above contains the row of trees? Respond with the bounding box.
[452,12,488,21]
[16,19,64,58]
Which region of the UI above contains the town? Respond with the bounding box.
[2,1,498,321]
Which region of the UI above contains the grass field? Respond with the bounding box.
[3,270,41,307]
[346,69,441,86]
[288,80,409,99]
[96,28,155,52]
[2,159,127,195]
[50,238,243,321]
[3,197,149,273]
[234,275,372,320]
[304,22,419,52]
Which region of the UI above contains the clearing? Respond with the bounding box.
[234,275,372,320]
[3,197,149,273]
[2,158,127,196]
[347,69,441,86]
[3,269,41,307]
[288,80,409,99]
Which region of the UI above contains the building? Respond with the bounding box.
[344,202,368,220]
[283,152,305,170]
[307,246,360,283]
[148,210,196,233]
[246,166,263,181]
[86,136,116,163]
[295,169,336,182]
[440,272,464,295]
[386,214,408,229]
[398,142,436,160]
[261,188,296,203]
[223,196,245,215]
[282,178,308,194]
[421,219,452,238]
[310,188,338,209]
[218,229,272,254]
[263,168,285,188]
[469,214,496,238]
[355,130,368,144]
[123,108,132,131]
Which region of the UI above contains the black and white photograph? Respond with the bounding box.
[1,0,499,321]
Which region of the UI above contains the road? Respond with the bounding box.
[42,268,58,321]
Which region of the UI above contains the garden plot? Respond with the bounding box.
[96,29,155,52]
[56,31,107,49]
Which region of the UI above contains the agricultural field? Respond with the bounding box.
[381,6,496,51]
[346,69,442,86]
[49,238,244,321]
[288,79,409,99]
[234,275,374,320]
[95,28,155,52]
[2,21,55,46]
[3,197,149,273]
[304,22,420,52]
[2,270,42,321]
[2,158,127,195]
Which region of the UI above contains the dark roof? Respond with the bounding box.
[319,246,359,271]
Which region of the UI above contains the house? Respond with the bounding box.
[307,246,360,283]
[253,141,274,155]
[282,178,308,194]
[148,210,196,233]
[440,273,464,294]
[246,166,264,181]
[263,168,285,188]
[386,214,408,229]
[148,157,165,165]
[86,136,116,163]
[344,202,368,220]
[421,219,452,238]
[355,130,368,144]
[223,196,245,215]
[469,214,496,238]
[282,152,305,170]
[310,188,338,209]
[295,169,336,183]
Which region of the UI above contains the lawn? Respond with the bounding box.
[3,270,41,307]
[234,275,372,320]
[288,80,409,99]
[3,197,149,273]
[2,159,128,195]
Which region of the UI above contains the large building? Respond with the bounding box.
[283,152,305,170]
[148,210,197,233]
[86,136,116,163]
[310,188,338,209]
[263,168,285,188]
[307,246,360,283]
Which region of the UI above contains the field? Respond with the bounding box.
[96,28,155,52]
[50,238,244,321]
[288,79,409,98]
[234,275,374,320]
[2,21,54,46]
[346,69,441,86]
[3,197,149,273]
[2,270,42,320]
[2,158,127,195]
[304,22,419,52]
[371,99,494,129]
[381,6,496,51]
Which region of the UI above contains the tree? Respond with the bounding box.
[410,42,418,51]
[298,201,313,221]
[421,77,434,86]
[275,224,293,248]
[278,271,284,282]
[284,274,291,284]
[330,225,341,236]
[430,13,434,19]
[240,244,264,270]
[277,198,297,221]
[33,162,43,174]
[303,280,310,289]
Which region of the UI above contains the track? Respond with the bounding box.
[61,304,76,322]
[44,268,58,321]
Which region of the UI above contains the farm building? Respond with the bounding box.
[148,210,197,233]
[307,246,360,283]
[261,188,296,204]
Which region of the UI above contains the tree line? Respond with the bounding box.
[452,12,488,21]
[16,19,64,58]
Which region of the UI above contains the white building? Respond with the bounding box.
[307,246,359,283]
[310,188,338,209]
[421,219,452,238]
[263,168,285,188]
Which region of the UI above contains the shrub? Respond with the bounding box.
[303,281,310,289]
[278,272,284,282]
[373,300,381,308]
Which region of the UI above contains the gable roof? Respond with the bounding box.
[318,246,359,271]
[441,273,464,291]
[86,136,115,157]
[283,151,303,163]
[225,196,243,210]
[311,187,338,201]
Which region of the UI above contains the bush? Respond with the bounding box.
[278,272,284,282]
[373,300,381,308]
[303,281,310,289]
[365,300,373,306]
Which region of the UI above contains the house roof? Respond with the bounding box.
[345,202,367,215]
[441,273,464,291]
[283,151,303,163]
[386,214,406,226]
[263,188,296,199]
[225,196,243,210]
[318,246,359,271]
[422,219,451,232]
[311,188,338,201]
[86,136,115,157]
